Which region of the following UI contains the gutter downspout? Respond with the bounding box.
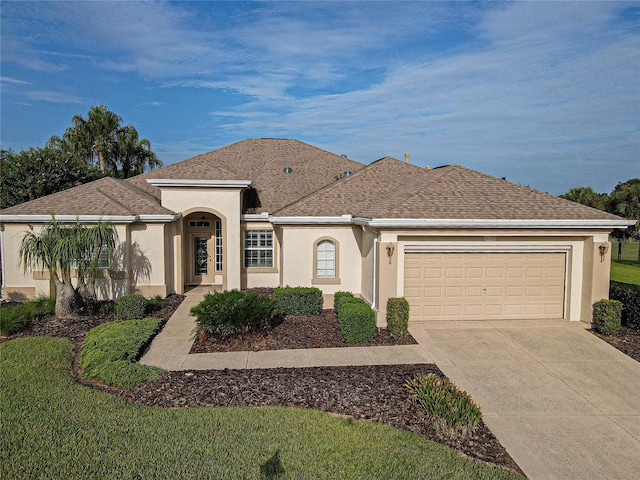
[361,225,379,311]
[0,228,5,299]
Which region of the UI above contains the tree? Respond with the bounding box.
[560,186,609,211]
[0,147,103,209]
[56,105,162,177]
[607,179,640,263]
[20,218,117,317]
[65,105,122,172]
[112,125,162,178]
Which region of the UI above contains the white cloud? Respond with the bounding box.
[24,90,85,104]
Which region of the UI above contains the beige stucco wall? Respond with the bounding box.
[1,222,133,301]
[128,223,167,297]
[280,225,363,296]
[360,228,376,305]
[160,188,242,290]
[375,229,615,326]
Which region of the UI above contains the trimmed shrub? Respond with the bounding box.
[405,373,482,437]
[80,318,165,389]
[191,289,275,336]
[145,295,169,314]
[333,291,355,312]
[97,300,115,315]
[610,281,640,331]
[386,297,410,338]
[338,302,376,343]
[273,287,322,316]
[593,299,623,335]
[335,294,366,316]
[115,294,147,320]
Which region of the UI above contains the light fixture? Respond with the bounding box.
[386,243,395,263]
[598,244,609,262]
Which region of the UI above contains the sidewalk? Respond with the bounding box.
[140,286,433,371]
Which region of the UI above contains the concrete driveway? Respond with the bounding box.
[409,320,640,480]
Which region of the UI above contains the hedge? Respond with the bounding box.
[333,291,355,311]
[115,293,147,320]
[610,281,640,331]
[386,297,410,339]
[593,299,623,335]
[79,318,165,388]
[273,287,323,315]
[191,289,275,336]
[338,302,376,343]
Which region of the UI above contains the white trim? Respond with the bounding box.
[359,217,635,229]
[0,214,137,223]
[0,214,180,224]
[137,214,181,223]
[404,245,571,254]
[270,215,353,225]
[0,229,5,298]
[241,213,271,222]
[146,179,252,188]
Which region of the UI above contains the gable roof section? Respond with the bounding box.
[275,158,623,222]
[129,138,366,213]
[0,176,174,218]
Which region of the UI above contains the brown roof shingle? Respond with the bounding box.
[129,138,366,213]
[0,176,174,217]
[276,158,622,221]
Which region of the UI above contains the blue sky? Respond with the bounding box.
[1,1,638,196]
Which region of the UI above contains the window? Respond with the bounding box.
[244,230,273,268]
[215,220,223,271]
[316,240,336,278]
[70,246,111,269]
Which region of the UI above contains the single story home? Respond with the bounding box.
[0,138,634,325]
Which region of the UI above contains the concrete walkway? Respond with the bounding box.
[140,286,433,370]
[409,320,640,480]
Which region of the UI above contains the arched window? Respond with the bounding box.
[316,239,336,278]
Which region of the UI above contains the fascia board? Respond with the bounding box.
[364,218,637,229]
[270,215,353,225]
[0,214,138,224]
[146,179,252,188]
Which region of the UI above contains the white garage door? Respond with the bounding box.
[404,252,566,321]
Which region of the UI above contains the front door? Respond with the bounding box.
[189,232,215,284]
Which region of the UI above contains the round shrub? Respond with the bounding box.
[190,289,275,336]
[338,302,376,343]
[333,291,355,311]
[594,299,623,335]
[115,294,147,320]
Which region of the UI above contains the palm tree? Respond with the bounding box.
[608,179,640,263]
[20,218,117,317]
[560,186,608,211]
[112,125,162,178]
[65,105,123,172]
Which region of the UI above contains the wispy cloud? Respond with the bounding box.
[1,76,30,85]
[24,90,85,104]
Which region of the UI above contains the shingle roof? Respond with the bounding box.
[276,157,622,221]
[128,138,366,213]
[1,139,624,223]
[0,176,174,217]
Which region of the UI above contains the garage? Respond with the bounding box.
[404,252,566,321]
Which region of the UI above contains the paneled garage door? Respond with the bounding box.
[404,252,566,321]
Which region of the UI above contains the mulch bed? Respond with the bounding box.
[2,292,523,476]
[190,309,417,353]
[590,326,640,362]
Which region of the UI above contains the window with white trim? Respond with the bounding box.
[244,230,273,268]
[215,220,223,271]
[316,240,336,278]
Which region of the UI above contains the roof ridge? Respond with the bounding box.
[365,164,455,218]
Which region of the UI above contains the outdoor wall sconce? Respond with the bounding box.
[386,243,395,263]
[599,244,609,262]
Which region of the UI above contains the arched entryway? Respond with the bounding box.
[184,211,224,287]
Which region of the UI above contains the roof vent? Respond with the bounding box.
[404,152,410,163]
[343,170,352,178]
[283,166,293,174]
[426,165,432,170]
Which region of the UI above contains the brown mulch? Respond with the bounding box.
[2,292,523,476]
[590,326,640,362]
[191,309,417,353]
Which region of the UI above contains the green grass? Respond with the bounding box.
[0,337,522,479]
[611,241,640,286]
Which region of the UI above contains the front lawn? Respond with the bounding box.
[611,241,640,286]
[1,337,521,479]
